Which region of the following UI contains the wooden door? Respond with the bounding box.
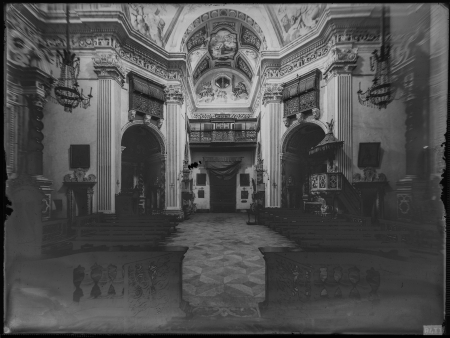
[210,173,236,212]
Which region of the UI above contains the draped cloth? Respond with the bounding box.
[204,157,242,181]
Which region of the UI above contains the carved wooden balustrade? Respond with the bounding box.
[310,172,343,193]
[258,246,443,331]
[189,130,257,143]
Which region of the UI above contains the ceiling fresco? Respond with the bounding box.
[196,72,250,105]
[208,29,238,60]
[266,4,325,46]
[127,4,182,47]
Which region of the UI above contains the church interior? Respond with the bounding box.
[4,3,447,334]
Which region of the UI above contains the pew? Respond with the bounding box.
[258,246,443,332]
[71,226,167,250]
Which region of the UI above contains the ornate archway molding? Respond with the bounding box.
[121,120,167,155]
[280,119,328,154]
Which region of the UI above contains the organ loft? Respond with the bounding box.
[4,3,447,334]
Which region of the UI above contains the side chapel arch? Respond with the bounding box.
[281,119,328,154]
[121,120,167,155]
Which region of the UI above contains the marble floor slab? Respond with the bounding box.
[162,213,299,309]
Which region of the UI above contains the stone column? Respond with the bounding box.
[163,84,185,219]
[93,53,125,214]
[323,47,358,181]
[261,83,283,208]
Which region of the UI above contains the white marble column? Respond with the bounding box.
[163,84,185,219]
[323,47,358,181]
[261,83,284,207]
[93,54,125,213]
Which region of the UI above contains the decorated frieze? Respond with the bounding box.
[164,84,184,105]
[236,55,253,81]
[262,83,283,106]
[191,113,254,119]
[240,26,262,51]
[263,29,380,81]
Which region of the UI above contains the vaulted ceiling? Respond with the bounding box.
[124,4,325,108]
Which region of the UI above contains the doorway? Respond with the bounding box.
[210,173,236,212]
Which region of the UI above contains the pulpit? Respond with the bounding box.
[63,169,97,225]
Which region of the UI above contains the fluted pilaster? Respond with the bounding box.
[164,84,184,215]
[261,83,283,207]
[95,59,123,213]
[323,47,358,181]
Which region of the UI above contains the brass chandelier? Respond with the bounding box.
[357,5,396,110]
[51,4,92,112]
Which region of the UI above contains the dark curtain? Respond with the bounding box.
[205,161,241,181]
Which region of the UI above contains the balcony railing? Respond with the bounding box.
[190,130,257,143]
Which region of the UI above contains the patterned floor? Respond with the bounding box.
[162,213,299,309]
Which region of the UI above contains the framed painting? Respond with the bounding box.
[358,142,381,168]
[70,144,90,169]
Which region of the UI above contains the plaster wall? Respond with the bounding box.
[352,73,406,219]
[42,75,98,219]
[190,149,255,211]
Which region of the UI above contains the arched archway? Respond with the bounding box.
[119,123,166,215]
[280,122,326,209]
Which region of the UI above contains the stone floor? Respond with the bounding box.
[162,212,299,310]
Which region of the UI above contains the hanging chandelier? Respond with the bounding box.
[51,4,92,112]
[357,5,395,110]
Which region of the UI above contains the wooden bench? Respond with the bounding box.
[269,221,362,233]
[72,226,167,250]
[92,221,176,231]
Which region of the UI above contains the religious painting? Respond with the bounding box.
[270,4,325,45]
[358,142,381,168]
[208,29,238,60]
[128,4,180,47]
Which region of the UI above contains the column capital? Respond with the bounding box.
[92,53,126,86]
[164,84,184,105]
[322,47,358,81]
[262,83,283,106]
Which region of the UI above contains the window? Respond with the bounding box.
[240,174,250,186]
[241,190,249,199]
[197,173,206,186]
[198,190,205,198]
